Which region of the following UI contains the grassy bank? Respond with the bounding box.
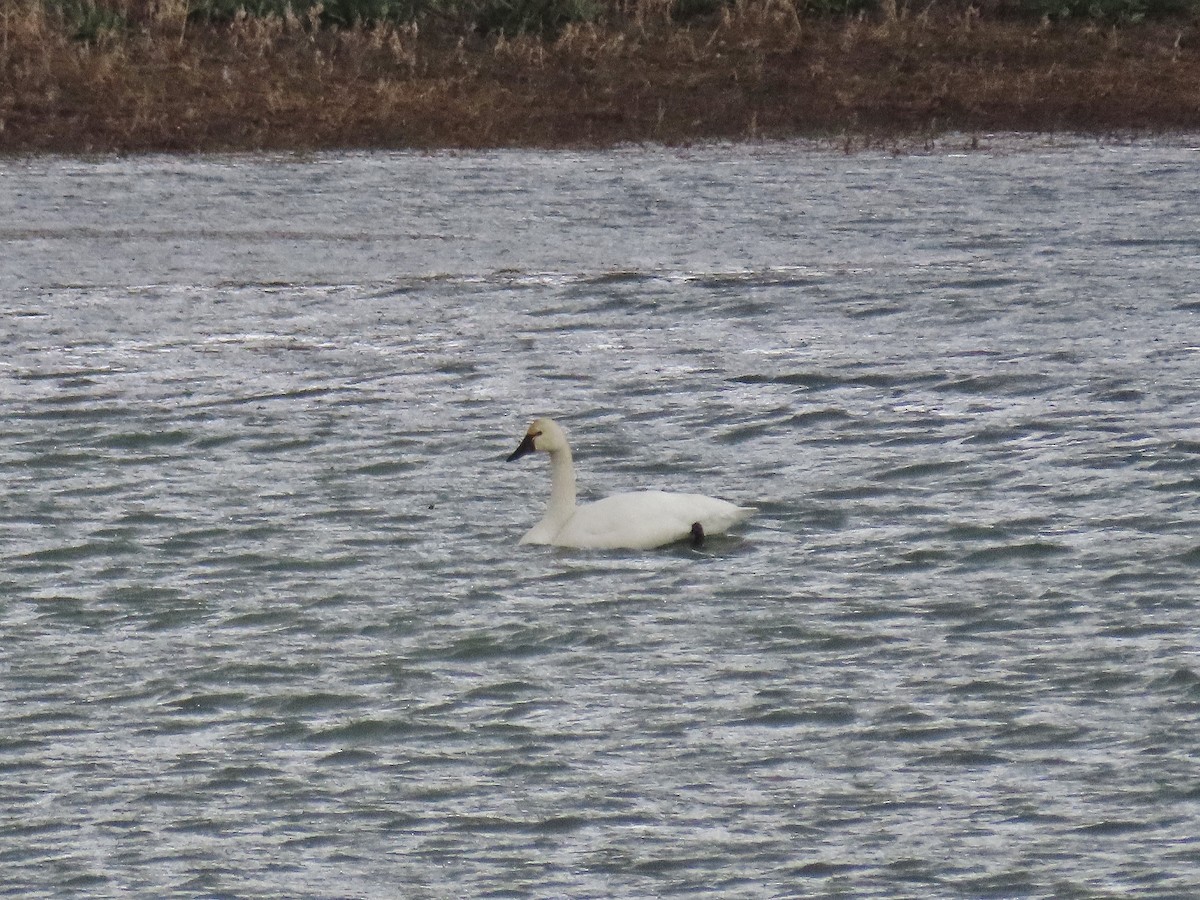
[2,0,1199,152]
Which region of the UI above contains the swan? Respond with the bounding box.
[505,417,754,550]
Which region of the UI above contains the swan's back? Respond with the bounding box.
[553,491,753,550]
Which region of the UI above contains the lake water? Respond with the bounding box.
[2,137,1199,897]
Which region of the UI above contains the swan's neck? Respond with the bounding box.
[543,446,577,529]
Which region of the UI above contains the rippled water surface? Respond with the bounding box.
[3,139,1200,897]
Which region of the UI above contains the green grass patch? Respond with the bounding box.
[46,0,128,40]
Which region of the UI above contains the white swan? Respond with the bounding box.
[506,417,754,550]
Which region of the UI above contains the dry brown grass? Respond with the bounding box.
[2,1,1199,152]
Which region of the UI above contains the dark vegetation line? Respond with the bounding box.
[4,0,1200,152]
[42,0,1200,39]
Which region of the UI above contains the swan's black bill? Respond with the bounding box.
[507,433,536,462]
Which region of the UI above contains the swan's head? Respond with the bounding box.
[506,417,568,462]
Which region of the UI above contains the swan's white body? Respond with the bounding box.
[506,417,754,550]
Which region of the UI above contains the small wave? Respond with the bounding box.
[996,720,1088,749]
[910,748,1010,767]
[942,373,1052,396]
[316,748,378,766]
[846,303,905,319]
[962,541,1070,564]
[1148,667,1200,698]
[963,424,1063,446]
[533,815,589,834]
[18,540,138,565]
[1073,819,1155,836]
[580,270,660,287]
[876,459,967,482]
[790,861,862,878]
[308,717,418,743]
[884,548,952,571]
[938,275,1024,290]
[788,408,852,426]
[98,429,193,451]
[161,691,249,715]
[730,372,841,390]
[736,704,857,728]
[1176,545,1200,566]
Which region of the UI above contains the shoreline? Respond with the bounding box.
[4,9,1200,154]
[6,131,1198,161]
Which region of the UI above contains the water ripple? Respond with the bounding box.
[3,143,1200,898]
